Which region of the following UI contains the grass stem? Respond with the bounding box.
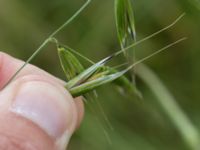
[136,64,200,150]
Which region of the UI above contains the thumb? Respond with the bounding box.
[0,75,80,150]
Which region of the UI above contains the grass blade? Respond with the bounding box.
[136,64,200,150]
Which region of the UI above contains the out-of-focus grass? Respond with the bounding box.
[0,0,200,149]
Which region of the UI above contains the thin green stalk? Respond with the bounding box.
[136,64,200,150]
[121,38,187,73]
[48,0,91,38]
[114,13,185,57]
[2,0,91,89]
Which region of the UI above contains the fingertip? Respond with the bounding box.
[0,75,83,150]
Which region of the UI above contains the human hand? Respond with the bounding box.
[0,52,84,150]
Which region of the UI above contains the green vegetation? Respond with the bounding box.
[0,0,200,149]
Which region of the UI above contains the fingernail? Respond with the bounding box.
[10,80,76,139]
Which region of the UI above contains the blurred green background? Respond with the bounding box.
[0,0,200,149]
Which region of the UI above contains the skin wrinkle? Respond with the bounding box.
[0,112,55,150]
[0,132,38,150]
